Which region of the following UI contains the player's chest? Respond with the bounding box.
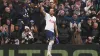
[46,17,55,23]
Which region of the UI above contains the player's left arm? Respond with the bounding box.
[54,22,58,37]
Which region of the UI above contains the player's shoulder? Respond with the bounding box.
[53,16,56,21]
[46,13,50,16]
[53,16,56,19]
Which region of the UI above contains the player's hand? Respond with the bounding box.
[41,7,44,11]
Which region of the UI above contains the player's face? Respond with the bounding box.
[49,9,54,15]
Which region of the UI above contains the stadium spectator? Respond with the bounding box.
[70,14,81,31]
[0,26,3,44]
[29,20,39,43]
[12,0,24,20]
[0,0,100,45]
[2,7,11,25]
[22,26,34,44]
[57,9,71,44]
[8,3,17,24]
[91,23,99,44]
[84,0,93,15]
[22,4,30,26]
[2,25,8,44]
[70,14,82,44]
[58,22,72,44]
[81,18,92,43]
[10,24,21,44]
[0,0,8,17]
[85,22,100,44]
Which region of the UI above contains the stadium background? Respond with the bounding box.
[0,0,100,56]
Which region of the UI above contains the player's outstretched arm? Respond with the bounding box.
[40,6,46,16]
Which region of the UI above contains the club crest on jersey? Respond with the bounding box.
[49,19,55,23]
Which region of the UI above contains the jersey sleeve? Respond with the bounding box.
[45,13,50,20]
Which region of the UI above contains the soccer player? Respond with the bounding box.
[40,7,58,56]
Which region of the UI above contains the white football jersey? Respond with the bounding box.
[45,13,56,32]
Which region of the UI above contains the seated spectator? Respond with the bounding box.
[0,25,8,45]
[70,14,81,31]
[2,7,11,25]
[58,22,72,44]
[0,0,8,17]
[22,26,34,44]
[91,23,99,44]
[86,23,99,44]
[2,25,8,44]
[10,24,21,45]
[81,18,92,43]
[56,9,70,34]
[57,10,69,26]
[80,0,86,10]
[0,26,3,44]
[2,25,9,44]
[84,0,92,15]
[12,0,24,19]
[64,1,71,16]
[8,3,17,24]
[0,0,100,45]
[73,4,81,16]
[30,20,39,43]
[5,19,14,38]
[22,5,30,26]
[71,20,82,44]
[30,20,38,33]
[6,20,14,44]
[57,10,65,17]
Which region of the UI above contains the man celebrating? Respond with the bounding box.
[41,6,58,56]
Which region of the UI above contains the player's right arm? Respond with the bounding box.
[40,6,46,16]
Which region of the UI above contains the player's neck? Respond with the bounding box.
[50,14,53,17]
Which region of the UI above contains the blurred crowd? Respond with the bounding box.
[0,0,100,45]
